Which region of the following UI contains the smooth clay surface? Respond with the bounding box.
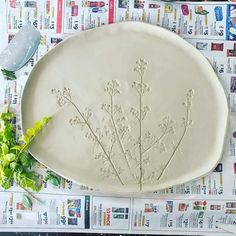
[21,22,229,193]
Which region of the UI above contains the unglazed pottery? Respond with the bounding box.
[21,22,228,192]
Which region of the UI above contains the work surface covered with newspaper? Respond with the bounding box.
[0,0,236,235]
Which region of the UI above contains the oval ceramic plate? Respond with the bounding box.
[21,22,228,193]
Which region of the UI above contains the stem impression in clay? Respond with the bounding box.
[52,59,194,191]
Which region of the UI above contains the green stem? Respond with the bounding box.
[20,184,44,204]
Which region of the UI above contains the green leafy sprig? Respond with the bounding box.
[0,110,52,192]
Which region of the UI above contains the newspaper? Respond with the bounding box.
[0,0,236,235]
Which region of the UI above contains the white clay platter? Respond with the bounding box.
[21,22,228,193]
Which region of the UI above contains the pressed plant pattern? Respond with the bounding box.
[52,59,194,191]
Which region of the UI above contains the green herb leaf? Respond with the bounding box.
[2,143,9,155]
[10,145,21,151]
[49,176,61,187]
[19,134,30,144]
[5,153,16,161]
[45,171,61,187]
[1,69,17,80]
[10,161,17,169]
[26,128,35,138]
[2,180,11,189]
[22,194,32,209]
